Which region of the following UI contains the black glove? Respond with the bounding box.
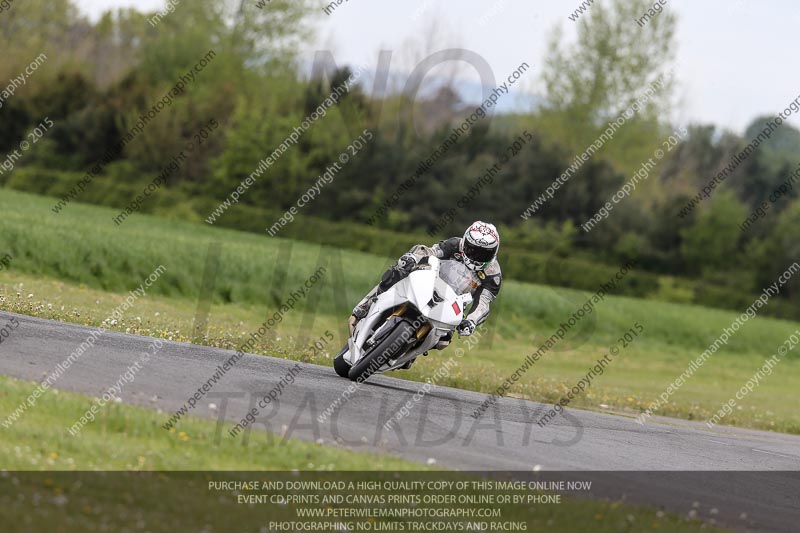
[457,319,476,337]
[397,253,417,273]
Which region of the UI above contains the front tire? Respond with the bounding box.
[347,319,416,382]
[333,345,350,378]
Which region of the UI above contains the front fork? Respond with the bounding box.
[349,302,432,345]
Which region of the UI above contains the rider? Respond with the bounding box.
[351,221,502,342]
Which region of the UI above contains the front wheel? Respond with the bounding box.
[347,319,417,382]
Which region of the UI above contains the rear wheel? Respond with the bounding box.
[333,345,350,378]
[347,319,417,382]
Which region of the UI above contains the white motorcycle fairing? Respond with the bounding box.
[344,257,474,373]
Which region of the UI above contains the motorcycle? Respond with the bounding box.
[333,256,474,382]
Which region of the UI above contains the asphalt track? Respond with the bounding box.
[1,311,798,531]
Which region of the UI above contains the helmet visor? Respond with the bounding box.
[462,240,496,264]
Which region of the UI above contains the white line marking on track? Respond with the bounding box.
[705,439,731,446]
[752,449,795,459]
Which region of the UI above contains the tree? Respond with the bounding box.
[0,0,82,77]
[747,201,800,299]
[538,0,676,173]
[680,191,747,276]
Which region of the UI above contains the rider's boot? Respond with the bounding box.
[435,331,453,350]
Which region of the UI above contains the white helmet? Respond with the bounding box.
[460,221,500,271]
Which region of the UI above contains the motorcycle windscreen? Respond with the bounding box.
[438,260,478,295]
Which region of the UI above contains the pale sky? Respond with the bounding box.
[74,0,800,133]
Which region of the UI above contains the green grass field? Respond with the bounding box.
[1,189,799,434]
